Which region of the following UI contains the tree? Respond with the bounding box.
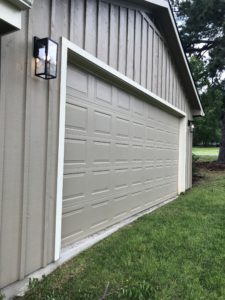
[170,0,225,162]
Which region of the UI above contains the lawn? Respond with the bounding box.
[15,167,225,300]
[193,147,219,162]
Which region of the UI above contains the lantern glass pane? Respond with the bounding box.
[48,39,57,77]
[36,46,45,74]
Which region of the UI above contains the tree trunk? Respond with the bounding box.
[218,111,225,163]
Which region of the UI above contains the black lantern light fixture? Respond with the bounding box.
[188,120,195,133]
[33,36,58,79]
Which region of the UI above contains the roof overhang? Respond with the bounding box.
[0,0,32,35]
[129,0,204,116]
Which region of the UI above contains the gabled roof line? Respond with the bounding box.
[144,0,204,116]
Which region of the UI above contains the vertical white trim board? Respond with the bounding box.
[54,39,68,261]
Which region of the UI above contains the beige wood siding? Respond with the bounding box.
[62,63,179,247]
[0,0,193,289]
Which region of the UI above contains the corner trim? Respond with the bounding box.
[178,116,187,193]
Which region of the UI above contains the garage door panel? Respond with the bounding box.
[116,117,130,138]
[117,89,131,112]
[92,140,111,164]
[63,173,87,200]
[67,65,90,100]
[91,169,111,196]
[114,168,129,191]
[95,79,113,105]
[65,103,88,133]
[64,138,87,165]
[62,64,179,247]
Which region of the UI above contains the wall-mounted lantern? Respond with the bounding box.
[33,36,58,79]
[188,120,195,133]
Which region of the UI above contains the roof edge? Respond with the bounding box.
[144,0,204,116]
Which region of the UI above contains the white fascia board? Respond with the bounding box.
[64,38,186,118]
[144,0,168,8]
[0,0,21,30]
[8,0,32,9]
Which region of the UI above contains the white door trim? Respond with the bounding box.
[54,39,68,260]
[54,37,187,260]
[178,116,187,194]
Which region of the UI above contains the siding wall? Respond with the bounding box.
[0,0,193,289]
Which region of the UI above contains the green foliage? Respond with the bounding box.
[193,85,223,146]
[188,56,223,146]
[171,0,225,77]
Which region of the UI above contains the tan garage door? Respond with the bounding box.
[62,64,179,247]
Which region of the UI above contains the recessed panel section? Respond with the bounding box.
[132,144,143,162]
[133,97,144,117]
[145,166,154,183]
[94,111,111,135]
[116,117,129,138]
[67,66,88,96]
[146,126,154,141]
[91,170,110,195]
[64,139,87,164]
[133,122,144,140]
[114,168,129,190]
[117,90,130,111]
[92,141,111,164]
[145,146,155,163]
[65,103,88,132]
[63,173,86,200]
[131,167,143,186]
[115,143,129,163]
[96,80,112,104]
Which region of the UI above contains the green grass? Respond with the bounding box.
[193,147,219,162]
[17,169,225,300]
